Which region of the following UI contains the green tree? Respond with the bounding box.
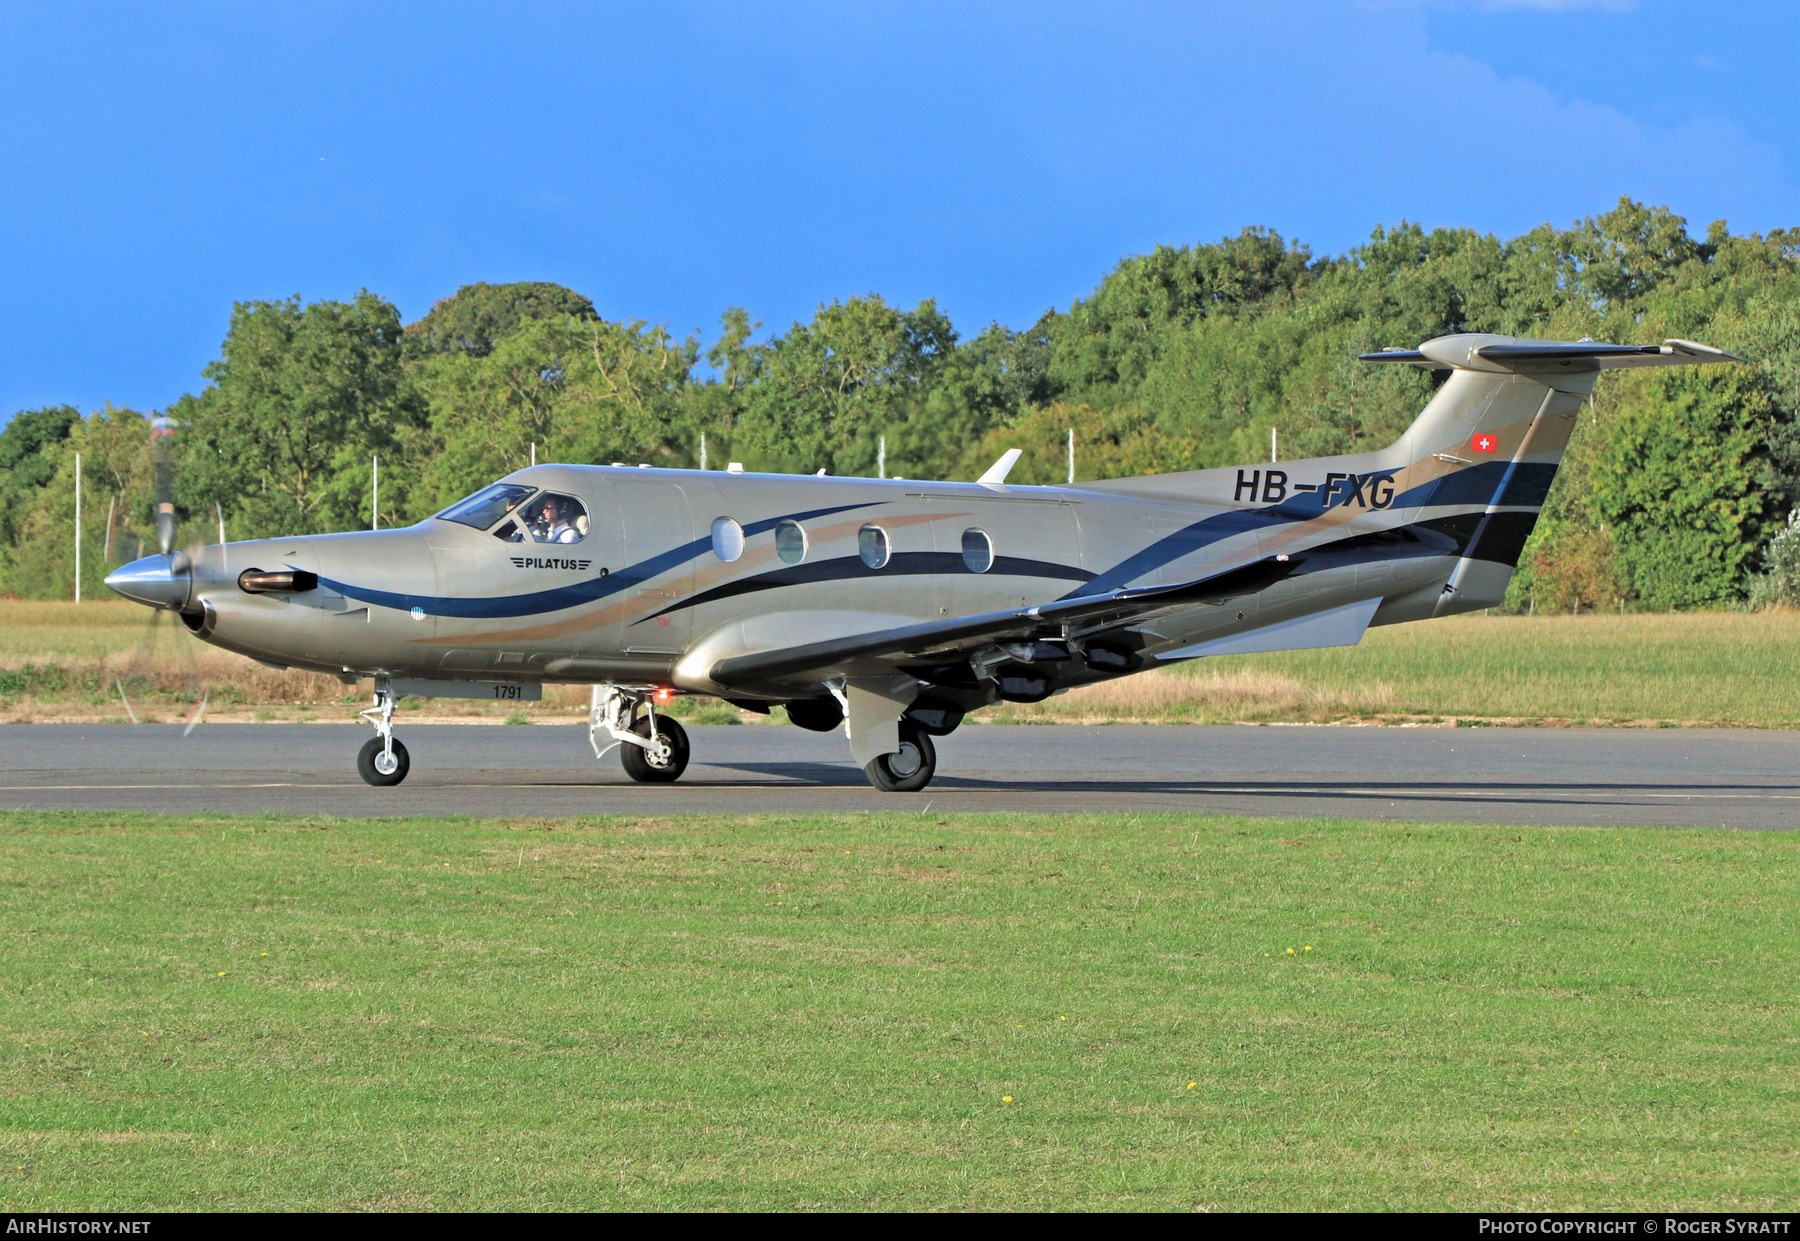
[410,313,697,514]
[730,296,956,476]
[0,405,80,546]
[174,292,423,538]
[955,402,1181,486]
[406,282,598,358]
[1587,367,1773,608]
[1048,227,1314,399]
[1,407,155,599]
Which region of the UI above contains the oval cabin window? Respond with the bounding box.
[711,516,744,562]
[858,524,890,569]
[961,527,993,573]
[775,520,807,565]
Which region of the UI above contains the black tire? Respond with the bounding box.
[863,723,935,793]
[785,697,843,732]
[357,736,410,787]
[620,714,690,783]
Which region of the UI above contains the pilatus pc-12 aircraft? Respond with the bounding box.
[107,333,1738,792]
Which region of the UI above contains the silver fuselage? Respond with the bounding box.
[124,349,1568,704]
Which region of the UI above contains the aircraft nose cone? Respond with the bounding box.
[105,554,192,610]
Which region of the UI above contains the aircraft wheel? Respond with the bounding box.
[357,737,410,787]
[863,723,935,793]
[621,716,690,783]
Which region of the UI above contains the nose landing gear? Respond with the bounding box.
[589,684,691,784]
[357,681,410,787]
[357,735,410,785]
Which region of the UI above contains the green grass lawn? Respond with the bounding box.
[2,811,1794,1211]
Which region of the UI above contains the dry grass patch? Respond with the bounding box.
[8,601,1800,727]
[998,609,1800,726]
[999,665,1398,723]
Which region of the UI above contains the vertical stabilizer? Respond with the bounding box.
[1362,334,1740,615]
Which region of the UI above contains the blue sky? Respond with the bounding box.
[0,0,1792,418]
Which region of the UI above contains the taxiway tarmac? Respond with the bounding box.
[1,723,1796,828]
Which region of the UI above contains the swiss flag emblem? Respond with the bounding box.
[1471,432,1499,454]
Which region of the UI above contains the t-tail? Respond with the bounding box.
[1085,333,1741,619]
[1369,334,1740,617]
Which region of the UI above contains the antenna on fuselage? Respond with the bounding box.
[979,448,1022,487]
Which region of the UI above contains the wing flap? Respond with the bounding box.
[1156,597,1380,661]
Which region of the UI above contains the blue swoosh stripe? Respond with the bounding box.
[1070,507,1292,597]
[1070,459,1561,599]
[318,502,877,619]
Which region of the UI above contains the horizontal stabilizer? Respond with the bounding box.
[1360,335,1741,373]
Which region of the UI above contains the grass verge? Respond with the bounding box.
[1000,610,1800,727]
[1,810,1794,1210]
[4,602,1800,726]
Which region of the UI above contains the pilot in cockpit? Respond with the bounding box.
[532,496,581,544]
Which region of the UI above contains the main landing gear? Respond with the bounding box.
[863,720,936,793]
[357,682,410,786]
[589,685,691,783]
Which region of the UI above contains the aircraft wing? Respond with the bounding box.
[707,554,1303,688]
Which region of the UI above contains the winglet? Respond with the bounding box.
[978,448,1022,486]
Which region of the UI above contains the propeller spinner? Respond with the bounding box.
[104,550,192,610]
[105,421,193,610]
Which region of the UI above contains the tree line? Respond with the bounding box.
[3,197,1797,611]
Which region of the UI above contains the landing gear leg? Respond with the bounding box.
[588,684,691,784]
[357,679,410,786]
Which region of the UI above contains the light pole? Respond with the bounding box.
[73,452,81,603]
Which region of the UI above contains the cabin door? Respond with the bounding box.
[617,478,697,655]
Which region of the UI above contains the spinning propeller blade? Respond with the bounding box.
[151,416,177,556]
[182,690,209,737]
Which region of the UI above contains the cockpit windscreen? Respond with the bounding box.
[436,483,537,531]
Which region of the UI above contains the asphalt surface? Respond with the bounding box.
[1,722,1796,828]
